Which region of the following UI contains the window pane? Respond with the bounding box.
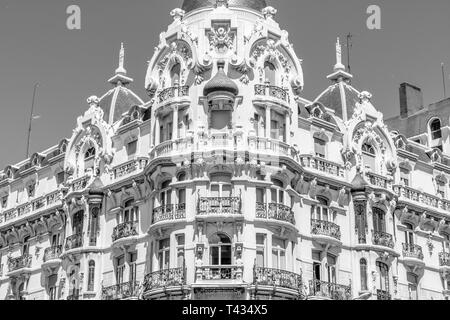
[256,188,265,203]
[272,250,279,269]
[127,140,137,155]
[221,246,232,265]
[211,247,219,265]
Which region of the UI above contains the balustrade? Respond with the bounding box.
[198,197,241,216]
[43,246,62,262]
[8,255,32,272]
[254,267,303,292]
[102,281,140,300]
[196,265,243,281]
[157,85,189,104]
[65,233,83,251]
[309,279,352,300]
[299,155,345,178]
[311,220,341,241]
[256,202,295,225]
[254,84,290,103]
[402,243,424,260]
[142,268,185,292]
[112,221,139,242]
[372,230,395,249]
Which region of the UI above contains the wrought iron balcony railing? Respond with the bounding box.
[158,85,189,104]
[254,84,290,103]
[254,267,303,292]
[439,252,450,267]
[152,204,186,224]
[8,255,32,272]
[102,281,140,300]
[309,279,352,300]
[198,197,241,216]
[402,243,424,260]
[377,289,391,300]
[43,246,62,262]
[65,233,83,251]
[112,221,139,242]
[372,230,395,249]
[142,268,186,293]
[196,265,243,281]
[311,220,341,241]
[256,202,295,225]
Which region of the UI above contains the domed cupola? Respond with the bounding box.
[98,43,144,125]
[182,0,268,13]
[204,60,239,104]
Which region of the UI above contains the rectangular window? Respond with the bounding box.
[22,236,30,256]
[314,138,326,158]
[270,120,279,140]
[312,251,321,281]
[256,234,266,268]
[407,273,418,300]
[1,195,7,209]
[178,189,186,205]
[167,122,173,141]
[159,126,164,143]
[56,172,65,186]
[176,234,185,268]
[48,274,58,300]
[271,237,286,270]
[437,182,446,198]
[256,188,265,203]
[327,255,337,284]
[400,168,410,187]
[127,140,138,156]
[129,252,138,284]
[158,238,170,270]
[51,234,60,247]
[254,114,260,136]
[116,256,125,285]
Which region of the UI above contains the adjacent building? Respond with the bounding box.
[0,0,449,300]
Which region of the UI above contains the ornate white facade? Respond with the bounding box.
[0,0,449,300]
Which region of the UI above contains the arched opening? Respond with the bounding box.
[429,118,443,151]
[264,61,277,85]
[170,63,181,86]
[362,142,376,172]
[376,261,390,299]
[209,233,232,279]
[84,146,96,174]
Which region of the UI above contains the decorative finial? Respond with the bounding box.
[334,37,345,71]
[115,42,127,75]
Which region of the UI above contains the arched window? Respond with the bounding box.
[376,261,390,296]
[84,147,96,173]
[372,208,386,233]
[170,63,181,86]
[209,233,232,266]
[362,143,376,172]
[355,201,367,244]
[87,260,95,292]
[84,147,96,159]
[264,61,276,85]
[430,118,442,140]
[312,196,330,222]
[360,259,368,291]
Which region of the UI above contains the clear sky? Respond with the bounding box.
[1,0,450,169]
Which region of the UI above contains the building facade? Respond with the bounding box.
[0,0,449,301]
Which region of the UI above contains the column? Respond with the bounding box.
[173,106,179,141]
[265,106,271,139]
[155,115,161,146]
[285,112,291,145]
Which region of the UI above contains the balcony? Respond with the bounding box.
[439,252,450,271]
[311,220,342,246]
[142,268,186,299]
[42,246,62,271]
[70,175,91,193]
[365,172,393,191]
[394,185,450,214]
[249,137,291,157]
[195,265,243,284]
[157,85,190,104]
[402,243,425,268]
[65,233,83,251]
[102,281,140,300]
[308,280,352,300]
[299,155,345,179]
[253,267,303,298]
[112,221,139,246]
[197,197,242,219]
[372,230,395,249]
[111,159,148,181]
[152,204,186,225]
[377,289,391,300]
[254,84,290,110]
[255,202,295,226]
[7,255,32,275]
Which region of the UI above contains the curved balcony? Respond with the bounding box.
[42,246,62,270]
[142,268,187,300]
[299,155,346,179]
[311,220,342,247]
[102,281,140,300]
[7,255,32,276]
[248,137,292,158]
[355,230,399,257]
[197,197,242,221]
[112,221,139,247]
[308,280,352,300]
[402,243,425,268]
[255,202,295,227]
[365,172,393,192]
[372,230,395,249]
[64,233,83,252]
[195,265,243,284]
[439,252,450,272]
[394,185,450,214]
[157,85,190,104]
[254,84,290,111]
[152,204,186,226]
[253,267,304,299]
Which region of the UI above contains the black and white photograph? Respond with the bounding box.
[0,0,449,308]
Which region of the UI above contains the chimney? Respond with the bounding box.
[399,82,423,118]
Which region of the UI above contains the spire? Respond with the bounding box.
[108,42,133,86]
[327,37,353,83]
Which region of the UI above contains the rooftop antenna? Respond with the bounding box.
[26,83,39,159]
[346,33,353,75]
[441,63,447,98]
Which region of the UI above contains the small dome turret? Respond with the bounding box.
[203,60,239,97]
